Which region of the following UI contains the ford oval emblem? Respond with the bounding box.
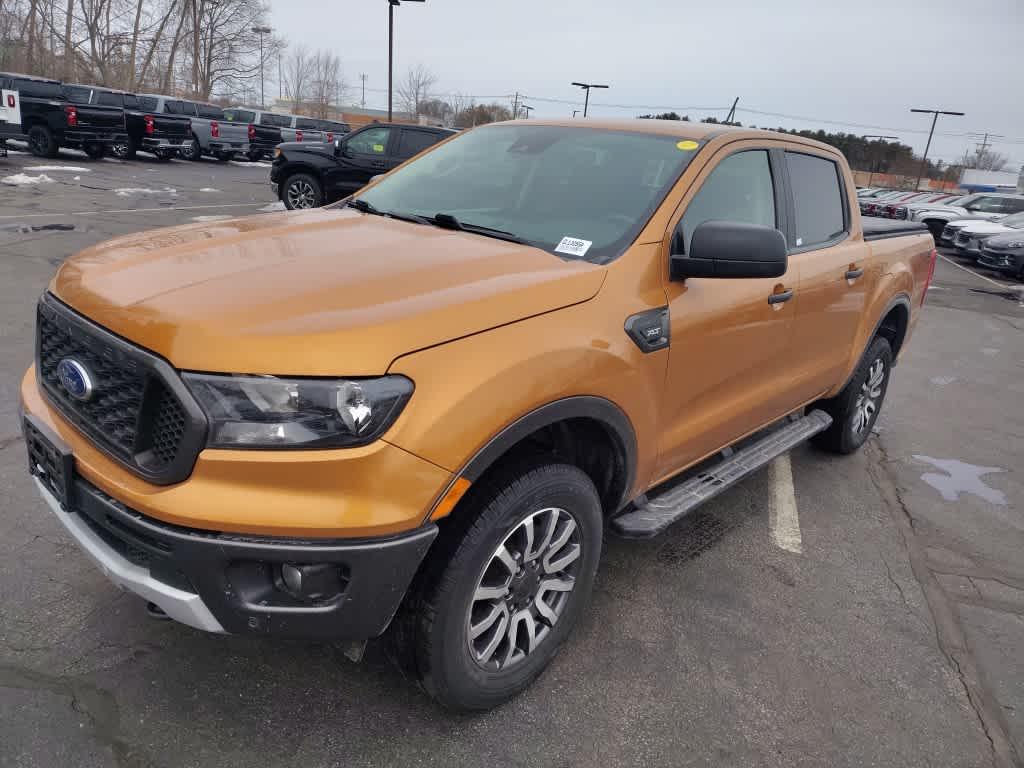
[57,358,94,402]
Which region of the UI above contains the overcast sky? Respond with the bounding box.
[268,0,1023,169]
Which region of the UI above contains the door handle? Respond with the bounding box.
[845,267,864,280]
[768,289,794,305]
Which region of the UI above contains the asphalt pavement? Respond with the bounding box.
[0,149,1021,768]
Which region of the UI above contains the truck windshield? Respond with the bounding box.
[353,125,703,264]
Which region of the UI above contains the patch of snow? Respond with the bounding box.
[2,173,54,186]
[191,215,232,222]
[231,160,271,168]
[259,201,286,212]
[199,187,220,193]
[113,187,177,197]
[103,157,124,164]
[25,165,89,173]
[73,175,81,181]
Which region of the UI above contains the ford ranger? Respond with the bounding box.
[21,119,936,711]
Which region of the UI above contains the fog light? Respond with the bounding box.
[278,563,346,603]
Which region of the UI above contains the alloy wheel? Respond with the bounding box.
[851,358,885,436]
[467,507,581,670]
[286,179,318,208]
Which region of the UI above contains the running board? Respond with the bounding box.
[611,409,833,539]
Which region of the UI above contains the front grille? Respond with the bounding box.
[955,232,970,247]
[36,294,206,485]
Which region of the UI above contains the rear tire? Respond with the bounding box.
[27,125,58,158]
[393,461,602,712]
[83,142,106,160]
[121,136,138,159]
[153,149,173,163]
[923,219,945,242]
[247,148,264,162]
[282,173,323,209]
[215,150,235,162]
[812,336,893,454]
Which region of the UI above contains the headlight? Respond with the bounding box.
[183,373,413,449]
[1003,240,1024,249]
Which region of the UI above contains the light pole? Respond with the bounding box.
[387,0,425,122]
[521,105,534,119]
[571,81,608,118]
[910,108,964,191]
[252,25,272,108]
[862,134,898,187]
[572,110,580,118]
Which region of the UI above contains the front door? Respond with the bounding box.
[655,145,800,482]
[327,125,395,195]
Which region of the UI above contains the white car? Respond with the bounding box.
[1,83,21,147]
[911,193,1024,240]
[947,212,1024,256]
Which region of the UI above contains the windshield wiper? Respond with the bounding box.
[347,199,430,226]
[430,213,529,244]
[346,198,384,215]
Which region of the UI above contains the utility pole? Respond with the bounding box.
[571,81,609,118]
[967,132,1004,169]
[521,105,534,119]
[862,134,898,187]
[360,74,367,108]
[511,92,520,120]
[572,110,580,118]
[278,51,283,99]
[387,0,426,123]
[725,96,739,125]
[910,107,964,191]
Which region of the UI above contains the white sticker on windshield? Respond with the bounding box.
[555,236,593,257]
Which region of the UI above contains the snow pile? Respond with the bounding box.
[231,160,270,168]
[25,165,89,173]
[191,215,232,222]
[114,187,177,197]
[259,201,285,212]
[199,188,220,193]
[2,173,54,186]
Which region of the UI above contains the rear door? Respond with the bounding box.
[326,125,396,194]
[0,75,21,135]
[786,149,874,402]
[393,127,443,168]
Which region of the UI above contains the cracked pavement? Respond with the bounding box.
[1,151,1022,767]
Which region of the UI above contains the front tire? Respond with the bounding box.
[922,219,945,242]
[813,336,893,454]
[282,173,323,209]
[181,136,201,161]
[401,462,602,711]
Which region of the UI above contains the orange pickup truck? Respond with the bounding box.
[21,119,936,710]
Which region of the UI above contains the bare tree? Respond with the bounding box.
[967,148,1009,172]
[282,44,312,111]
[396,63,436,118]
[308,49,345,118]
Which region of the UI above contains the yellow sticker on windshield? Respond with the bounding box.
[373,144,385,152]
[676,140,699,151]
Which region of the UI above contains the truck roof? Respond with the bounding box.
[504,118,839,154]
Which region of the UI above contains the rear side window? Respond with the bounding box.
[999,198,1024,214]
[164,100,189,115]
[785,152,846,248]
[96,91,123,107]
[223,109,255,123]
[16,78,62,98]
[62,86,92,103]
[679,150,776,252]
[260,113,289,127]
[396,129,442,159]
[138,96,158,111]
[197,103,222,119]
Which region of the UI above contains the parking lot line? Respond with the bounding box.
[0,202,268,220]
[769,454,802,553]
[936,252,1013,290]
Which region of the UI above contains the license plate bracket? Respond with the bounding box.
[24,415,75,509]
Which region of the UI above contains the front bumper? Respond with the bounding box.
[27,418,438,639]
[978,250,1023,276]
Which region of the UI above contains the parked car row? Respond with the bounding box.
[857,186,1024,241]
[0,71,350,163]
[941,212,1024,280]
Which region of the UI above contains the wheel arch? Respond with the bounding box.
[435,396,638,523]
[834,292,911,396]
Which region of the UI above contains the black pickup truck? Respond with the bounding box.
[0,73,127,159]
[62,86,189,161]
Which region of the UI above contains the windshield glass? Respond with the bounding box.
[353,125,702,263]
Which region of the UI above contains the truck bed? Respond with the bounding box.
[862,217,928,241]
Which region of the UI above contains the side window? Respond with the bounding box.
[999,198,1024,214]
[197,103,222,119]
[138,96,158,111]
[296,117,318,130]
[97,91,122,107]
[679,150,776,252]
[785,152,846,248]
[122,94,138,109]
[62,86,91,103]
[346,126,393,155]
[396,129,441,159]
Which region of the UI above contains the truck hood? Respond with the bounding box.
[52,208,605,376]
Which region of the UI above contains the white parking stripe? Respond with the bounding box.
[769,454,802,553]
[0,202,268,220]
[935,252,1013,289]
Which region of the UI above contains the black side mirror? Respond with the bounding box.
[670,220,787,281]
